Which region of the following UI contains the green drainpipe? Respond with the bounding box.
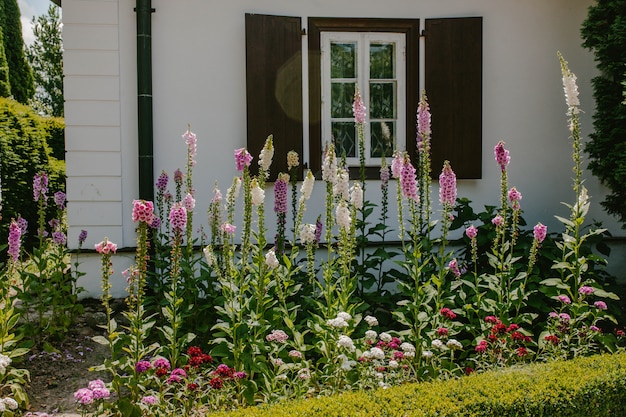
[136,0,155,202]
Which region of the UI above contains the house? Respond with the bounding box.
[60,0,625,298]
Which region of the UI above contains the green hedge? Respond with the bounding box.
[217,353,626,417]
[0,97,64,249]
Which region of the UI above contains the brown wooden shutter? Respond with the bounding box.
[425,17,482,179]
[245,14,303,180]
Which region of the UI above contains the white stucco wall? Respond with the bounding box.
[64,0,622,298]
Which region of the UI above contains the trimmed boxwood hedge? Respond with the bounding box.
[216,353,626,417]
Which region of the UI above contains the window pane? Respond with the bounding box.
[370,42,395,79]
[331,42,357,79]
[370,82,396,119]
[331,82,356,118]
[332,122,356,158]
[371,121,395,157]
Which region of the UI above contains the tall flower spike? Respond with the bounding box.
[353,86,367,124]
[391,151,403,179]
[273,174,288,214]
[417,91,431,151]
[287,150,299,171]
[169,203,187,231]
[7,219,21,263]
[400,155,419,202]
[234,148,253,171]
[300,170,315,202]
[33,172,48,202]
[183,128,197,167]
[494,141,510,172]
[559,52,580,112]
[258,135,274,174]
[438,160,457,207]
[250,178,265,206]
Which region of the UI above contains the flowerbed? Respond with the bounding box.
[0,54,624,416]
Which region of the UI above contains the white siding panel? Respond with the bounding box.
[62,0,118,26]
[66,126,121,152]
[63,24,119,50]
[65,76,120,101]
[64,101,120,126]
[66,177,122,202]
[68,226,123,249]
[66,151,122,176]
[64,51,119,76]
[68,202,123,226]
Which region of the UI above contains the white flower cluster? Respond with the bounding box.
[333,168,350,200]
[379,332,392,343]
[337,335,355,352]
[335,201,351,231]
[446,338,463,350]
[365,330,377,341]
[250,179,265,206]
[350,183,363,210]
[265,248,279,268]
[299,223,316,245]
[258,136,274,174]
[203,245,215,267]
[364,315,378,327]
[327,311,352,329]
[322,146,337,183]
[299,170,315,203]
[0,354,11,374]
[0,398,18,412]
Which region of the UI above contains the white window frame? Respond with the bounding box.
[321,32,406,166]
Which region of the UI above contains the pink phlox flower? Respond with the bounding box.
[448,258,461,278]
[183,129,197,167]
[142,395,158,405]
[91,387,110,400]
[88,379,105,390]
[266,329,289,343]
[234,148,253,171]
[508,187,522,210]
[54,191,66,209]
[533,223,547,243]
[558,313,571,322]
[557,295,571,304]
[353,87,367,124]
[579,286,595,295]
[73,388,94,405]
[135,360,152,373]
[132,199,155,224]
[171,368,187,377]
[152,358,171,369]
[465,225,478,239]
[235,371,248,379]
[438,160,457,206]
[494,141,510,172]
[400,155,419,202]
[594,300,608,310]
[33,172,49,202]
[169,203,188,231]
[220,222,236,235]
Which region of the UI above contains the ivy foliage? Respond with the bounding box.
[0,97,65,249]
[581,0,626,228]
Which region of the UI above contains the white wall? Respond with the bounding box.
[64,0,622,298]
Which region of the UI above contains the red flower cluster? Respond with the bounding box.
[440,308,457,320]
[187,346,213,368]
[475,316,533,360]
[544,334,560,346]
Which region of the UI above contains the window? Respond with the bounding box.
[321,32,406,166]
[245,14,482,180]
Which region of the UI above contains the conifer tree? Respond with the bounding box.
[0,27,11,97]
[0,0,34,103]
[27,5,63,116]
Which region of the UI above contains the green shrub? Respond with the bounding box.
[40,116,65,160]
[0,97,65,249]
[215,353,626,417]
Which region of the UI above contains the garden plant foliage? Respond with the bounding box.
[0,55,624,416]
